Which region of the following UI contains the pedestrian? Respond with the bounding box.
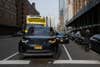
[84,29,91,51]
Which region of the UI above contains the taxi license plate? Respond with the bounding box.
[34,45,42,49]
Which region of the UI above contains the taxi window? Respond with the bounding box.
[33,27,50,36]
[25,25,50,36]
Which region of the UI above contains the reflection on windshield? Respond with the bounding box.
[26,25,50,36]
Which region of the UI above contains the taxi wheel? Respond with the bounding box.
[18,45,25,58]
[18,53,25,59]
[53,45,61,59]
[18,44,25,53]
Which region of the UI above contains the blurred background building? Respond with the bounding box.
[58,0,66,32]
[65,0,91,24]
[16,0,40,30]
[0,0,16,35]
[0,0,40,35]
[59,0,100,35]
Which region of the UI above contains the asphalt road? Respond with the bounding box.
[0,36,100,67]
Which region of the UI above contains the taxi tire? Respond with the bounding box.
[53,45,61,59]
[18,44,25,53]
[53,49,60,59]
[19,53,25,59]
[18,45,25,59]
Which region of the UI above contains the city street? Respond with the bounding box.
[0,36,100,67]
[0,0,100,67]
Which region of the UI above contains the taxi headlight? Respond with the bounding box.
[21,39,29,43]
[48,39,56,44]
[24,29,28,33]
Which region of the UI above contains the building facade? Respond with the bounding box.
[16,0,40,30]
[0,0,40,35]
[65,0,100,34]
[58,0,66,32]
[64,0,91,22]
[64,0,73,21]
[0,0,17,35]
[72,0,90,17]
[0,0,16,27]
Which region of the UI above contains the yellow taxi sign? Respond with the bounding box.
[26,16,47,27]
[27,18,46,22]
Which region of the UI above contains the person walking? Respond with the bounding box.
[84,29,91,51]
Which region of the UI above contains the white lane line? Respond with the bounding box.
[62,45,72,60]
[53,60,100,64]
[0,60,30,64]
[3,52,18,61]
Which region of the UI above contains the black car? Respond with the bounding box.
[90,34,100,53]
[68,32,76,41]
[18,26,60,58]
[56,33,69,44]
[12,31,23,37]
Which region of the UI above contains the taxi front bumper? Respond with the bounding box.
[19,43,58,56]
[20,49,54,56]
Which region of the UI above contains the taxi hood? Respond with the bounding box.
[23,36,56,39]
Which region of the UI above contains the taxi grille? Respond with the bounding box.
[28,39,48,44]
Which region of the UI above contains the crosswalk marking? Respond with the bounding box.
[62,45,72,60]
[0,60,100,64]
[3,52,18,61]
[53,60,100,64]
[0,60,30,64]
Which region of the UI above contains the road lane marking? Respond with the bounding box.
[3,52,18,61]
[53,60,100,64]
[0,60,30,64]
[62,45,72,60]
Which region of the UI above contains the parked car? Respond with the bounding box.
[56,33,69,44]
[68,32,76,40]
[74,35,86,45]
[12,31,23,37]
[90,34,100,53]
[18,26,60,58]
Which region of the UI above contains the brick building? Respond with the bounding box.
[0,0,40,35]
[16,0,40,29]
[0,0,16,27]
[64,0,90,24]
[65,0,91,25]
[0,0,16,35]
[65,0,100,35]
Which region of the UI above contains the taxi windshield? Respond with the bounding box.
[25,25,50,36]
